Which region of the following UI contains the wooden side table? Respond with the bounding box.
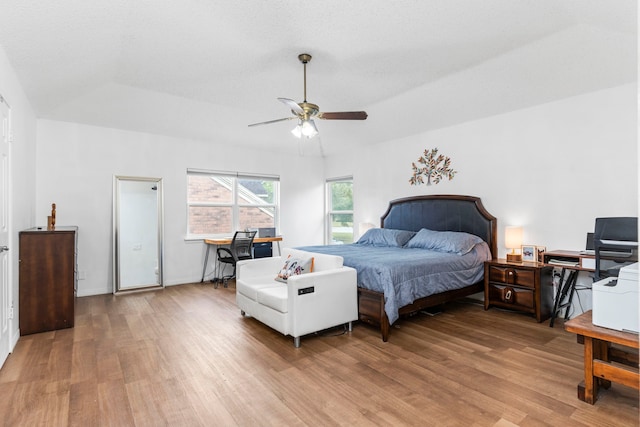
[564,311,639,404]
[484,259,554,322]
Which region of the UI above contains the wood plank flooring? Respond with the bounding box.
[0,282,637,426]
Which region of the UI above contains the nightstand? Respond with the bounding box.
[484,259,554,322]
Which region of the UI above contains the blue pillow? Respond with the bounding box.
[356,228,416,247]
[405,228,483,255]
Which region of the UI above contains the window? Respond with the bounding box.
[327,177,353,244]
[187,169,279,238]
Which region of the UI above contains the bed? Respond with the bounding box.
[299,194,497,342]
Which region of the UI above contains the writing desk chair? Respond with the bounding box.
[215,230,257,288]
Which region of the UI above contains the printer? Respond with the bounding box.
[592,262,639,333]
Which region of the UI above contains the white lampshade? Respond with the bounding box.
[301,119,318,137]
[505,226,523,249]
[291,119,318,139]
[291,123,302,138]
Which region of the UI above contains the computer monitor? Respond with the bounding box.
[585,232,595,252]
[258,227,276,238]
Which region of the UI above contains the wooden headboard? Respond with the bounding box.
[380,195,497,258]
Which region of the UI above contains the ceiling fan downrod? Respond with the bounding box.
[299,53,311,103]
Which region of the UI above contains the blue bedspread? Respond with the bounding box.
[296,242,491,324]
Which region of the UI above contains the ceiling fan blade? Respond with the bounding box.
[278,98,304,115]
[318,111,368,120]
[248,117,296,127]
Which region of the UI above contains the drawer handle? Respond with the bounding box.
[504,287,515,303]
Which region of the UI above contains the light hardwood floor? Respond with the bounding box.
[0,282,637,426]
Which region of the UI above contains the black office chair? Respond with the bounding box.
[215,230,256,287]
[594,217,638,280]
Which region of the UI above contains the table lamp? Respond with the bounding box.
[505,226,523,262]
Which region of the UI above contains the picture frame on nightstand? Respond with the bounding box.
[536,246,546,263]
[522,245,536,261]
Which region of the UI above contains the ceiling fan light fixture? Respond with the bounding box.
[301,119,318,138]
[291,119,318,139]
[291,122,302,138]
[249,53,367,138]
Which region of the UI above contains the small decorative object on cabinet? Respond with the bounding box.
[521,245,536,262]
[19,226,77,335]
[484,259,554,322]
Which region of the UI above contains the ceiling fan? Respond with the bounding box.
[248,53,368,139]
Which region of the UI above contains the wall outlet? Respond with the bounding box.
[78,271,86,280]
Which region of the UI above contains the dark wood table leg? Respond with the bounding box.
[594,339,612,390]
[581,336,597,404]
[200,244,211,283]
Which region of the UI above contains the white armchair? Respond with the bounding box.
[236,248,358,347]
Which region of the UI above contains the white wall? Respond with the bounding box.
[0,44,38,344]
[35,121,325,295]
[325,83,638,254]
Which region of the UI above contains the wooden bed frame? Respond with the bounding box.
[357,195,497,342]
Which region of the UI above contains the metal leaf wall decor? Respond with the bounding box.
[409,147,456,186]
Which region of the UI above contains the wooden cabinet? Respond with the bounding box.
[19,227,77,335]
[484,259,554,322]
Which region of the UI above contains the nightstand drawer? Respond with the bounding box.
[488,265,535,288]
[487,284,534,309]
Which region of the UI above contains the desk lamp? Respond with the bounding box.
[505,226,523,262]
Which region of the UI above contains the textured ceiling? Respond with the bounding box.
[0,0,636,156]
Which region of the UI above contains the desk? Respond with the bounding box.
[544,250,637,327]
[564,311,639,404]
[200,236,283,282]
[544,250,600,271]
[543,250,588,327]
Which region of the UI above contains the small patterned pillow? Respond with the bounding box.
[275,255,315,282]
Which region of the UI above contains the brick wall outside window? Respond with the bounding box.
[188,175,276,235]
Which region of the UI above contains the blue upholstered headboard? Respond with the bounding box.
[381,195,497,258]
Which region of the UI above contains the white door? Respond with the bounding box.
[0,96,11,368]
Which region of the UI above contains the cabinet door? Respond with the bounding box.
[19,231,75,335]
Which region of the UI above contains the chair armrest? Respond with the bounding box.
[287,267,358,337]
[237,256,284,279]
[217,247,233,259]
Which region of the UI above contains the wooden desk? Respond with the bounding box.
[200,236,283,282]
[564,311,639,404]
[543,250,587,327]
[544,249,596,271]
[544,250,595,271]
[544,250,637,327]
[545,249,637,272]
